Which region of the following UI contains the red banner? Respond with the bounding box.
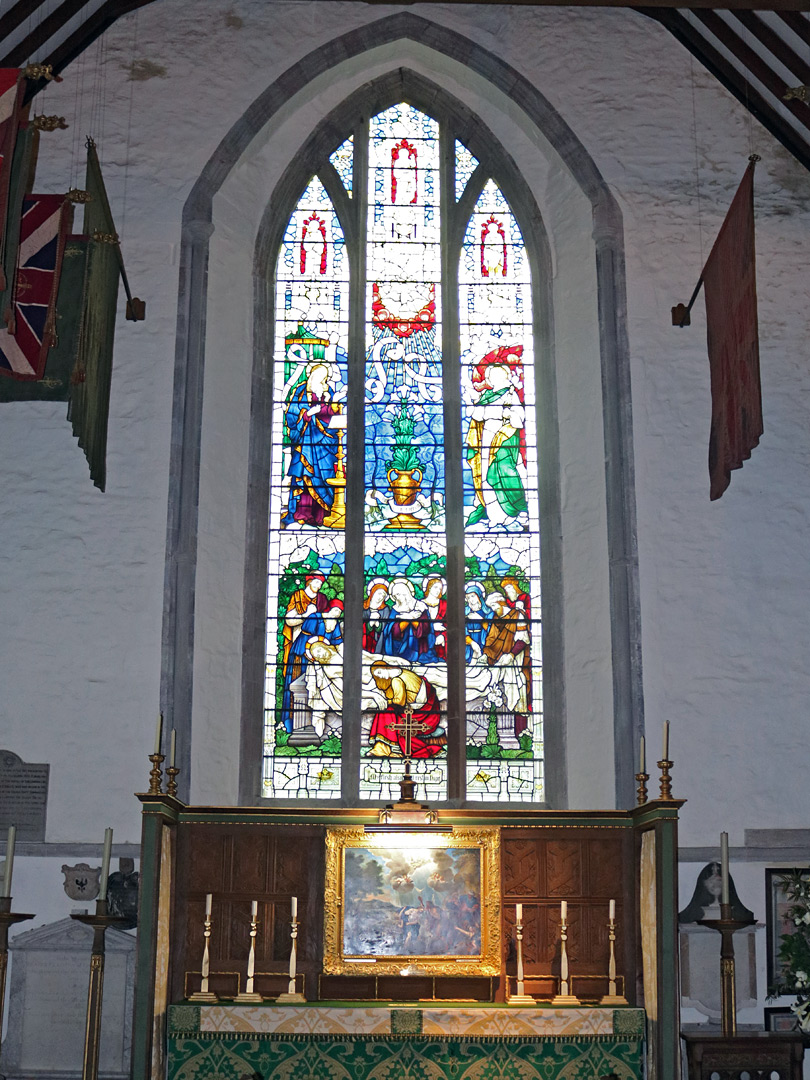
[702,162,763,500]
[0,69,23,292]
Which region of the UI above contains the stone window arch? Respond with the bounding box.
[165,19,642,811]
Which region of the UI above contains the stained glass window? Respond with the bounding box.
[263,105,544,804]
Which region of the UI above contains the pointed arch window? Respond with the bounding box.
[264,103,543,805]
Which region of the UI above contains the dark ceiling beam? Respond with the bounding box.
[4,0,95,68]
[691,8,810,129]
[639,8,810,170]
[732,9,810,86]
[776,10,810,47]
[0,0,46,46]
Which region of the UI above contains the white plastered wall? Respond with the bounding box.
[0,0,807,854]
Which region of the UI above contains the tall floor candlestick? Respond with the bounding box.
[276,901,306,1003]
[509,903,535,1004]
[235,901,262,1003]
[0,895,34,1066]
[698,902,755,1036]
[600,902,628,1005]
[71,899,127,1080]
[188,895,217,1002]
[551,903,580,1005]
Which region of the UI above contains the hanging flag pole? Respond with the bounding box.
[84,137,145,321]
[671,155,763,500]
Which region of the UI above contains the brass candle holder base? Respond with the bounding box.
[508,993,536,1004]
[188,990,218,1002]
[600,993,629,1005]
[551,994,581,1005]
[635,771,649,805]
[233,991,263,1003]
[275,991,307,1003]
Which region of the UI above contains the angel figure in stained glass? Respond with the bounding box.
[465,347,528,529]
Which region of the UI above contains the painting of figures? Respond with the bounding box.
[343,847,481,957]
[323,826,501,975]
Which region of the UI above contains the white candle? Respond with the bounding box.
[98,828,113,901]
[516,903,523,923]
[2,825,16,897]
[154,714,163,755]
[561,900,567,923]
[639,735,645,773]
[720,832,730,905]
[291,895,298,919]
[609,899,616,921]
[251,899,258,919]
[662,721,670,760]
[170,729,176,768]
[205,892,212,917]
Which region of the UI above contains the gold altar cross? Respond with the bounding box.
[387,703,431,762]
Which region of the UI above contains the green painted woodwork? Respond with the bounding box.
[168,1033,643,1080]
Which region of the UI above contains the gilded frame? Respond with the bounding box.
[323,826,501,976]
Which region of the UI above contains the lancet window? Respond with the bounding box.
[264,103,543,805]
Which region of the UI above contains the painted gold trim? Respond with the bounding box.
[323,826,501,977]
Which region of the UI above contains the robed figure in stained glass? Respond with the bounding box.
[367,660,445,758]
[465,348,528,529]
[284,360,343,527]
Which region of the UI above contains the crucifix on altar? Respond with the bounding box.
[387,703,432,808]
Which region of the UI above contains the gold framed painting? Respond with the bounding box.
[323,826,501,976]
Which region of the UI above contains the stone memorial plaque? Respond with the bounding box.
[0,750,49,840]
[1,918,135,1080]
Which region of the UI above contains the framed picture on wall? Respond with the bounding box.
[766,867,809,992]
[322,825,501,976]
[764,1007,799,1033]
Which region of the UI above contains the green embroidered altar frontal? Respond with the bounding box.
[168,1009,645,1080]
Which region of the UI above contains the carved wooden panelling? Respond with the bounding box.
[501,828,637,1000]
[171,824,325,1002]
[546,841,583,897]
[502,839,540,896]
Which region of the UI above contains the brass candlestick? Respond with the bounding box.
[509,907,535,1004]
[635,772,649,805]
[188,904,217,1002]
[276,911,306,1003]
[551,912,580,1005]
[147,753,164,795]
[0,896,34,1065]
[698,902,755,1035]
[657,758,674,800]
[600,912,628,1005]
[165,765,180,798]
[71,900,128,1080]
[234,904,262,1003]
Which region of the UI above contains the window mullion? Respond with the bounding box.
[440,123,466,804]
[341,119,369,806]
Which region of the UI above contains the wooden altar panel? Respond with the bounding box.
[170,823,325,1002]
[501,827,638,1002]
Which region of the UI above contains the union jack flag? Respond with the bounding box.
[0,194,72,379]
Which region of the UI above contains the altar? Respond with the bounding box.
[130,791,682,1080]
[167,1002,646,1080]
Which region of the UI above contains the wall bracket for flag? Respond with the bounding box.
[83,138,145,322]
[672,155,760,330]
